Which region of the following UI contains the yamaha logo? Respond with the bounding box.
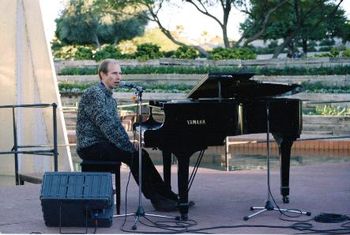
[187,119,206,125]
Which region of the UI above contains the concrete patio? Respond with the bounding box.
[0,161,349,234]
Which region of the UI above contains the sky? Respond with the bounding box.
[40,0,350,43]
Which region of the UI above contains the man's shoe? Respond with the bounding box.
[152,198,178,212]
[151,194,178,212]
[177,200,195,209]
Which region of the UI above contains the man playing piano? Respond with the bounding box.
[76,58,178,212]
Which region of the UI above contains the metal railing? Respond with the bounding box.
[0,103,58,185]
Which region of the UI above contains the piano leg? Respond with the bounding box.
[162,150,172,191]
[176,155,190,221]
[273,134,295,204]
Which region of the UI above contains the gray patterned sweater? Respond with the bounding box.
[76,83,135,153]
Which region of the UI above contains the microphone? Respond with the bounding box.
[119,81,143,92]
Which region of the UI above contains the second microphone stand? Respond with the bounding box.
[243,102,311,221]
[115,86,175,230]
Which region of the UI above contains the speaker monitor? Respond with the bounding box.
[40,172,114,227]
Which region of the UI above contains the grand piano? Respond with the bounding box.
[140,72,303,220]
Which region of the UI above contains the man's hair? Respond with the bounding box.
[98,59,118,80]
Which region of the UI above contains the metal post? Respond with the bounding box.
[225,137,230,171]
[12,107,20,185]
[52,103,58,171]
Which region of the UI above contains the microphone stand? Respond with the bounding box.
[243,102,311,221]
[114,86,175,230]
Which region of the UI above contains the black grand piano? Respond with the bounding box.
[140,72,303,220]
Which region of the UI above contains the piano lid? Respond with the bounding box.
[187,72,303,99]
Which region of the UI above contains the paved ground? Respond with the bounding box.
[0,162,349,234]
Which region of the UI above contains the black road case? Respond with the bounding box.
[40,172,114,227]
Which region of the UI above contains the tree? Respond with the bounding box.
[112,0,252,57]
[184,0,236,48]
[236,0,289,47]
[55,0,148,47]
[239,0,347,58]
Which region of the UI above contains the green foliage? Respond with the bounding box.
[307,105,350,116]
[94,45,123,61]
[301,82,350,94]
[53,45,93,60]
[60,67,98,75]
[59,82,192,94]
[240,0,348,57]
[329,47,340,57]
[59,65,350,76]
[319,38,335,47]
[318,46,332,52]
[208,47,256,60]
[59,82,96,94]
[125,83,192,93]
[163,50,176,58]
[174,46,198,59]
[53,46,74,60]
[55,0,147,47]
[342,48,350,58]
[74,46,94,60]
[134,43,163,60]
[314,47,350,58]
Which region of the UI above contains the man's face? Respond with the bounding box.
[101,63,122,90]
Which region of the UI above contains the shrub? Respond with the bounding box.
[74,46,94,60]
[319,38,335,47]
[329,47,340,57]
[208,47,256,60]
[174,46,198,59]
[163,50,176,58]
[53,45,77,60]
[58,65,350,76]
[94,44,123,61]
[134,43,163,60]
[342,48,350,57]
[314,105,350,116]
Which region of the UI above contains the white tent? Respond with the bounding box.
[0,0,73,178]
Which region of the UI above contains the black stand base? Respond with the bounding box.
[243,200,311,221]
[129,207,176,230]
[114,206,176,230]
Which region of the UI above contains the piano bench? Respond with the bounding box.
[80,160,121,215]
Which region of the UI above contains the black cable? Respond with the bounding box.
[185,222,350,234]
[149,216,197,230]
[141,216,193,232]
[341,220,350,229]
[65,221,350,235]
[279,213,314,223]
[120,215,198,234]
[119,164,133,231]
[188,150,205,192]
[269,188,306,219]
[314,213,349,223]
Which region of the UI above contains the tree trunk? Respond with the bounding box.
[222,26,230,48]
[272,34,294,58]
[302,38,308,56]
[94,34,100,48]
